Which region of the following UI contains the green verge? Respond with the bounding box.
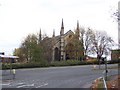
[97,82,104,88]
[97,78,104,88]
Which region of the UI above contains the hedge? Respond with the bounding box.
[107,59,119,64]
[2,62,49,70]
[2,59,119,70]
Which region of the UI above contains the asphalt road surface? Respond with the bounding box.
[1,64,118,88]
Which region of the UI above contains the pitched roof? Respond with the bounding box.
[64,30,74,37]
[0,55,19,59]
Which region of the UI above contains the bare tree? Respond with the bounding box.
[91,31,114,68]
[81,28,95,58]
[112,10,120,22]
[112,8,120,48]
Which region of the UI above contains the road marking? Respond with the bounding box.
[17,83,34,88]
[36,83,48,88]
[16,83,24,85]
[9,82,25,87]
[0,83,10,85]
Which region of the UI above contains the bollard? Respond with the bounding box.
[12,69,16,79]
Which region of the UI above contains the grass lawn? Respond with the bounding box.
[97,80,104,88]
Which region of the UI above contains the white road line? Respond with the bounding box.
[17,84,34,88]
[36,83,48,88]
[0,83,10,85]
[9,83,25,87]
[16,83,24,85]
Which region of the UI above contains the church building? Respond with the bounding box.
[39,19,84,61]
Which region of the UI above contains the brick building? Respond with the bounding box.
[111,49,120,60]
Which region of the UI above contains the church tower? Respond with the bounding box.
[60,19,65,60]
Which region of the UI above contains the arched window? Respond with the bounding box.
[69,35,72,39]
[54,47,60,61]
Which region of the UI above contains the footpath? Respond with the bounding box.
[1,70,14,80]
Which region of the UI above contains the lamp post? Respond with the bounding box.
[104,51,109,81]
[118,56,120,89]
[105,57,108,81]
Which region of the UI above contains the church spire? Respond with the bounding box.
[52,29,55,37]
[39,28,42,42]
[60,18,64,35]
[61,18,64,29]
[75,20,80,39]
[77,20,79,30]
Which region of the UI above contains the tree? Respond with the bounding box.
[41,36,53,63]
[13,48,25,62]
[21,34,38,62]
[72,38,81,60]
[14,34,44,63]
[112,9,120,48]
[112,10,120,22]
[80,27,95,58]
[91,31,114,68]
[70,28,84,60]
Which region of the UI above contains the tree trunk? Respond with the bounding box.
[98,59,101,69]
[97,55,101,69]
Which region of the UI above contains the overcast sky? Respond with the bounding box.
[0,0,119,55]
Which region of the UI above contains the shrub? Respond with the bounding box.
[107,60,119,64]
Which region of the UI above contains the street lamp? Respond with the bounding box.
[104,57,108,81]
[118,56,120,89]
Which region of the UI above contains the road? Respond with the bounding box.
[1,64,118,88]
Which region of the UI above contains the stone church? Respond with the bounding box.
[39,19,84,61]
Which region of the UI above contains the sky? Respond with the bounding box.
[0,0,119,55]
